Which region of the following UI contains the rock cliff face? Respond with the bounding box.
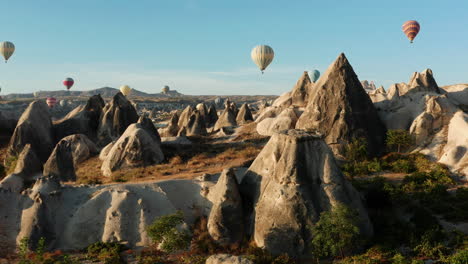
[296,53,386,158]
[241,130,373,256]
[8,100,54,163]
[97,92,139,146]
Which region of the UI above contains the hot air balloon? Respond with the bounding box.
[0,41,15,63]
[308,70,320,82]
[46,97,57,108]
[63,78,74,90]
[120,85,131,96]
[251,45,274,74]
[402,20,420,43]
[162,85,170,94]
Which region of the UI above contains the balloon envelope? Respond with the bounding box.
[0,41,15,62]
[46,97,57,108]
[162,85,170,93]
[402,20,420,43]
[63,78,74,90]
[251,45,274,73]
[120,85,131,96]
[308,70,320,82]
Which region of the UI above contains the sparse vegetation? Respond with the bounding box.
[86,241,127,264]
[17,237,78,264]
[147,211,192,253]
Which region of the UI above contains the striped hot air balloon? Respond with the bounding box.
[120,85,131,96]
[0,41,15,63]
[251,45,274,74]
[402,20,420,43]
[46,97,57,108]
[63,78,74,90]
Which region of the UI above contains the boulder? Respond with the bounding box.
[43,134,98,181]
[8,100,54,163]
[53,95,105,142]
[256,108,298,136]
[101,124,164,177]
[97,92,139,146]
[207,168,243,246]
[214,107,237,131]
[296,53,387,158]
[241,130,372,256]
[236,104,254,125]
[206,254,254,264]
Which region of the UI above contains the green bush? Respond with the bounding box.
[391,159,416,173]
[345,137,368,162]
[86,241,126,264]
[245,246,295,264]
[367,159,382,173]
[443,249,468,264]
[386,130,414,153]
[147,211,191,253]
[310,204,362,258]
[4,154,18,176]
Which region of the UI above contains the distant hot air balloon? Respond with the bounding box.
[59,100,67,107]
[120,85,131,96]
[46,97,57,108]
[63,78,74,90]
[0,41,15,63]
[308,70,320,82]
[251,45,274,74]
[402,20,420,43]
[162,85,170,94]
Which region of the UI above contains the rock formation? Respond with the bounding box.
[296,53,387,158]
[97,92,139,146]
[256,108,298,136]
[185,110,207,136]
[101,123,164,177]
[241,130,373,256]
[53,95,105,142]
[177,105,194,129]
[138,115,161,144]
[12,144,42,182]
[236,103,254,125]
[43,134,98,181]
[214,106,237,131]
[407,69,440,95]
[206,254,253,264]
[8,100,54,163]
[273,71,313,109]
[206,104,219,127]
[207,168,243,246]
[160,112,180,137]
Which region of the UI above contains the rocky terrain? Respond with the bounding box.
[0,53,467,263]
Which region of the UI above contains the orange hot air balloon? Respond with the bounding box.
[46,97,57,108]
[402,20,420,43]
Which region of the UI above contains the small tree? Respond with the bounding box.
[345,137,368,162]
[310,204,362,259]
[386,130,414,153]
[147,211,191,253]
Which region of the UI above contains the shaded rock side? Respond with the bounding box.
[236,104,254,125]
[214,107,237,131]
[296,53,386,158]
[241,129,373,256]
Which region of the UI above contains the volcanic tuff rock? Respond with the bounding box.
[207,168,243,246]
[12,144,42,181]
[241,129,373,256]
[206,104,219,127]
[8,100,54,163]
[185,110,207,136]
[101,123,164,177]
[274,71,313,109]
[407,69,440,95]
[214,106,237,131]
[0,110,18,135]
[296,53,386,158]
[138,115,161,144]
[43,134,98,181]
[97,92,139,146]
[160,112,180,137]
[236,103,254,125]
[256,107,298,136]
[53,95,105,142]
[177,105,194,129]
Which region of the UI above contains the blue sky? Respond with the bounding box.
[0,0,467,95]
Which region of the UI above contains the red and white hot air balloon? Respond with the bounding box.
[46,97,57,108]
[63,77,74,90]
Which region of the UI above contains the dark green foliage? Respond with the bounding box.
[391,159,416,173]
[345,137,368,162]
[310,204,362,258]
[386,129,414,153]
[147,211,192,253]
[86,241,126,264]
[245,246,296,264]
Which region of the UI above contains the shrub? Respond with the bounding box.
[386,130,414,153]
[367,159,382,173]
[443,249,468,264]
[4,154,18,175]
[345,137,368,162]
[86,241,126,264]
[147,211,191,253]
[310,203,362,258]
[391,159,416,173]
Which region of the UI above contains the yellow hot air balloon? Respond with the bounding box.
[0,41,15,63]
[120,85,131,96]
[251,45,274,74]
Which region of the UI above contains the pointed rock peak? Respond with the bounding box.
[138,115,161,143]
[408,68,440,94]
[297,71,312,85]
[376,86,386,93]
[85,94,105,111]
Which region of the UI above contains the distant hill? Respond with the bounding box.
[2,87,182,99]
